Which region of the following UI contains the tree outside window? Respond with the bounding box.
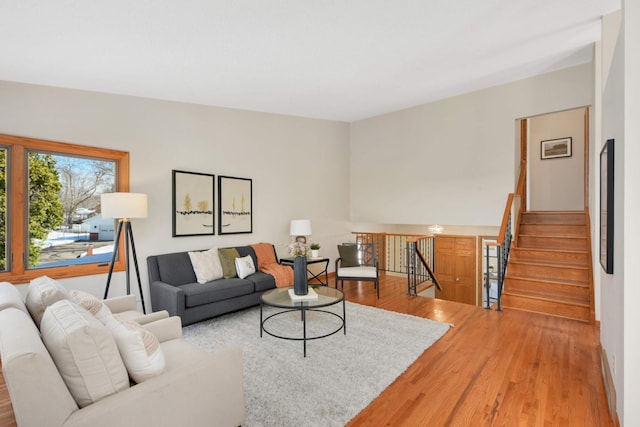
[27,153,117,269]
[0,134,129,283]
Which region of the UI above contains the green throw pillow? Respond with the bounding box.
[338,245,359,267]
[218,248,240,279]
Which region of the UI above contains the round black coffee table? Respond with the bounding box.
[260,285,346,357]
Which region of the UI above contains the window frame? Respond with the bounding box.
[0,133,129,284]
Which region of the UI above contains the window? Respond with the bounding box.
[0,134,130,283]
[0,147,6,272]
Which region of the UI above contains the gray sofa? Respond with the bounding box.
[147,245,279,326]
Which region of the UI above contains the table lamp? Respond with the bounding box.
[290,219,312,244]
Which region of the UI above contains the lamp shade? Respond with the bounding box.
[101,192,148,219]
[290,219,312,236]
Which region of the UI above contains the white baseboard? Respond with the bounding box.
[601,348,619,425]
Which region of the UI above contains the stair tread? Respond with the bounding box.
[509,258,588,268]
[521,219,585,226]
[518,233,587,239]
[523,210,584,214]
[502,289,590,306]
[508,260,589,269]
[506,274,589,287]
[519,223,586,228]
[521,211,584,218]
[499,304,591,323]
[511,247,588,254]
[517,242,587,251]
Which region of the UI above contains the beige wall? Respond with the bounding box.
[349,63,594,228]
[528,108,585,211]
[0,81,351,302]
[600,9,624,423]
[599,2,640,425]
[623,1,640,424]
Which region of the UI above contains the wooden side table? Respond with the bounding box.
[279,257,330,286]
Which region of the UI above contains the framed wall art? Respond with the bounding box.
[172,170,215,237]
[541,137,572,160]
[218,175,252,234]
[599,139,614,274]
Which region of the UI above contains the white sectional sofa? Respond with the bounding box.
[0,280,246,427]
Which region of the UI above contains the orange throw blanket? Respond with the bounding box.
[251,243,293,288]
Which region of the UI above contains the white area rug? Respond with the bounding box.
[183,301,450,426]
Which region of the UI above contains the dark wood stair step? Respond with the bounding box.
[503,286,589,305]
[520,211,585,225]
[509,247,588,266]
[504,276,590,300]
[500,293,591,323]
[518,223,586,237]
[507,261,589,282]
[517,234,588,251]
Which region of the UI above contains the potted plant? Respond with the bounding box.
[309,243,320,258]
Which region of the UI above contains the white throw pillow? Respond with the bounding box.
[102,314,166,383]
[235,255,256,279]
[40,300,129,408]
[69,289,113,323]
[188,248,224,284]
[25,275,71,327]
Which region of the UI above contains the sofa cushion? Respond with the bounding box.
[337,266,378,278]
[40,299,129,408]
[0,282,29,314]
[103,314,166,383]
[188,248,224,284]
[25,276,71,327]
[70,290,112,322]
[155,252,198,285]
[218,248,240,279]
[181,279,254,308]
[235,255,256,279]
[245,272,277,292]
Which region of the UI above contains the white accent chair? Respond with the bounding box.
[335,243,380,298]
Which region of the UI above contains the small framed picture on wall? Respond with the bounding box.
[218,175,252,235]
[172,170,215,237]
[541,137,572,160]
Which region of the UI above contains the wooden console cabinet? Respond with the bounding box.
[434,235,478,306]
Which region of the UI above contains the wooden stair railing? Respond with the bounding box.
[484,161,526,310]
[485,194,515,311]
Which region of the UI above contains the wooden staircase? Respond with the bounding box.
[501,211,594,323]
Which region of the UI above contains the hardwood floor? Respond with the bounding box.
[0,375,15,427]
[344,274,614,426]
[0,274,613,426]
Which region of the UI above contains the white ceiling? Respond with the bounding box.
[0,0,620,122]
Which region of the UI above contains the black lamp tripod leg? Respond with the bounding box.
[126,223,146,314]
[103,220,146,314]
[104,220,124,299]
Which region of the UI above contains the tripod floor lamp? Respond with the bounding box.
[101,192,148,314]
